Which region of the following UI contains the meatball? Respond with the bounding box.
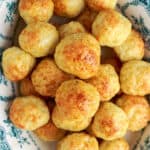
[52,106,91,132]
[99,138,129,150]
[19,22,59,57]
[54,33,100,79]
[92,9,131,47]
[59,21,86,39]
[19,0,54,24]
[86,0,117,12]
[34,120,66,141]
[52,0,85,18]
[52,79,100,131]
[116,95,150,131]
[91,102,128,140]
[114,30,144,62]
[87,64,120,101]
[57,133,99,150]
[9,96,50,130]
[77,8,97,31]
[2,47,35,81]
[20,77,39,96]
[31,58,71,97]
[120,60,150,96]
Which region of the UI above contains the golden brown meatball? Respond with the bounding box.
[19,22,59,57]
[2,47,35,81]
[34,120,66,141]
[86,0,117,12]
[99,138,129,150]
[59,21,86,39]
[9,96,50,130]
[116,95,150,131]
[54,33,100,79]
[52,106,91,132]
[77,8,97,31]
[114,30,144,62]
[31,58,71,97]
[120,60,150,96]
[52,79,100,131]
[87,64,120,101]
[52,0,85,18]
[19,0,54,24]
[57,133,99,150]
[55,79,100,122]
[92,9,131,47]
[20,77,39,96]
[91,102,128,140]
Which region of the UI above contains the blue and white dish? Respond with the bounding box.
[0,0,150,149]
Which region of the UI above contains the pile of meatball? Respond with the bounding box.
[2,0,150,149]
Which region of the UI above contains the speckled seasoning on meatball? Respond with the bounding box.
[2,47,35,81]
[87,64,120,101]
[116,95,150,131]
[31,58,72,97]
[54,33,100,79]
[57,133,99,150]
[86,0,117,11]
[92,9,131,47]
[19,0,54,23]
[59,21,86,39]
[114,30,144,62]
[52,0,85,18]
[120,60,150,96]
[91,102,128,140]
[99,138,129,150]
[52,79,100,131]
[19,22,59,57]
[9,96,50,130]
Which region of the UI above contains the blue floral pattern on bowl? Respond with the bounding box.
[0,0,150,149]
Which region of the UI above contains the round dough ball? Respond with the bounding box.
[20,77,39,96]
[116,95,150,131]
[77,8,97,31]
[19,22,59,57]
[86,0,117,11]
[2,47,35,81]
[114,30,144,62]
[92,9,131,47]
[57,133,99,150]
[34,120,66,141]
[55,79,100,122]
[99,138,129,150]
[19,0,54,24]
[52,79,100,131]
[9,96,50,130]
[91,102,128,140]
[87,64,120,101]
[120,60,150,96]
[52,106,91,132]
[52,0,85,18]
[59,21,86,39]
[31,58,71,97]
[54,33,100,79]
